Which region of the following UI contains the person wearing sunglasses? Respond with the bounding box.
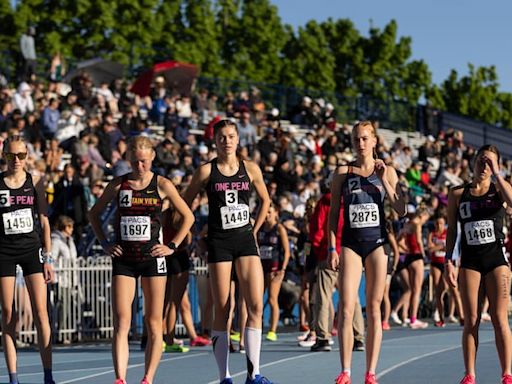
[0,135,55,384]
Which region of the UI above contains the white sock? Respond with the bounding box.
[343,369,351,377]
[244,327,262,379]
[212,330,230,380]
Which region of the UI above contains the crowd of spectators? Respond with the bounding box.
[2,54,512,340]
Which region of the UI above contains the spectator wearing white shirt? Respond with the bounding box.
[13,82,34,116]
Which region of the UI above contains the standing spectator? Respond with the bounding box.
[49,53,66,83]
[52,164,88,242]
[19,27,37,81]
[42,98,60,139]
[50,215,78,344]
[238,112,257,153]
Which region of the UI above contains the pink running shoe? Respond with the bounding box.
[364,372,378,384]
[335,372,351,384]
[114,380,127,384]
[459,374,476,384]
[190,335,212,346]
[502,374,512,384]
[382,321,391,331]
[410,319,429,329]
[140,376,150,384]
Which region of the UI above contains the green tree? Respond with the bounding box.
[229,0,287,83]
[438,65,501,125]
[0,0,16,52]
[214,0,241,78]
[281,20,335,91]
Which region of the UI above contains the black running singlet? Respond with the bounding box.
[458,183,505,258]
[0,172,41,256]
[257,224,283,263]
[341,164,387,242]
[206,158,252,234]
[115,173,163,261]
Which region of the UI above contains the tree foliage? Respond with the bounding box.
[3,0,512,128]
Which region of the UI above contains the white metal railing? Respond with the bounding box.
[6,256,209,345]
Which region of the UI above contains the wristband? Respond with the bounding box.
[42,251,54,264]
[328,246,337,253]
[167,241,177,251]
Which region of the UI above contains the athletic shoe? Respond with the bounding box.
[220,378,233,384]
[365,372,378,384]
[190,335,212,347]
[297,330,310,341]
[335,372,351,384]
[164,343,190,353]
[299,324,310,332]
[433,309,440,323]
[310,339,332,352]
[434,321,445,328]
[410,320,429,329]
[298,334,316,347]
[245,374,273,383]
[402,318,411,327]
[331,327,338,336]
[502,374,512,384]
[230,331,241,342]
[459,374,475,384]
[239,345,246,354]
[140,377,150,384]
[448,315,459,323]
[353,339,365,351]
[114,380,127,384]
[481,312,491,322]
[328,338,335,345]
[266,331,278,342]
[390,311,402,325]
[382,321,391,331]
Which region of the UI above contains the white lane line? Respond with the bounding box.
[59,353,208,384]
[0,366,108,379]
[377,338,494,379]
[206,353,315,384]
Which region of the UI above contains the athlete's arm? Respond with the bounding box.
[152,176,195,257]
[415,222,426,257]
[246,161,271,235]
[494,174,512,208]
[445,186,463,287]
[183,163,211,207]
[388,229,400,272]
[377,160,406,217]
[89,177,123,256]
[327,166,347,270]
[34,175,54,283]
[278,223,290,272]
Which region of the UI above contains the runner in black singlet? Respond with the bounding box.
[445,145,512,384]
[184,119,272,384]
[0,135,55,384]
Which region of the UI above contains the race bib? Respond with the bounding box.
[156,257,167,274]
[120,216,151,241]
[464,220,496,246]
[3,208,33,235]
[220,204,250,230]
[349,203,380,228]
[260,245,274,260]
[0,190,11,207]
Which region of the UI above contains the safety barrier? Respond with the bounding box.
[5,256,209,345]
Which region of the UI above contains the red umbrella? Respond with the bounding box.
[130,61,198,97]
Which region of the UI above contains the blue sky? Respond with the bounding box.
[270,0,512,92]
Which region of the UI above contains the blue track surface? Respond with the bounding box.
[0,321,507,384]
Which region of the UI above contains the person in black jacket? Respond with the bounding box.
[51,164,88,243]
